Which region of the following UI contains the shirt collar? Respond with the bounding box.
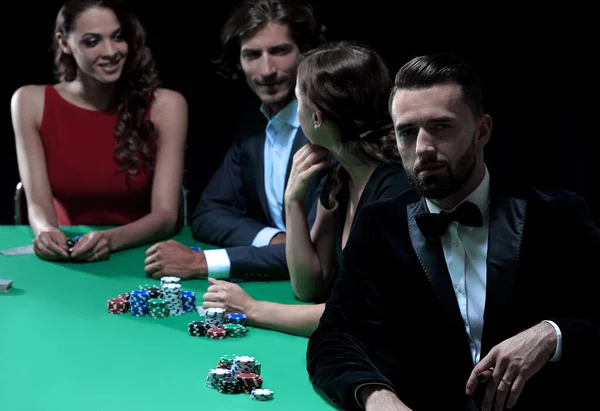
[426,165,491,218]
[260,99,300,129]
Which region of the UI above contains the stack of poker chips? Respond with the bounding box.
[140,284,162,299]
[217,354,262,383]
[216,375,242,394]
[205,308,226,328]
[237,372,264,394]
[107,294,129,314]
[205,308,227,339]
[226,313,246,325]
[161,283,184,316]
[187,311,249,339]
[223,323,248,337]
[106,282,197,319]
[231,356,256,376]
[206,354,272,401]
[217,354,238,369]
[129,289,150,316]
[181,290,196,312]
[160,276,180,287]
[131,284,169,318]
[148,298,169,318]
[188,321,207,337]
[207,327,228,339]
[206,368,232,390]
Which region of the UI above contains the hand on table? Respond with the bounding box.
[33,229,70,261]
[144,240,207,280]
[69,231,111,262]
[465,321,557,411]
[202,278,257,319]
[284,143,331,204]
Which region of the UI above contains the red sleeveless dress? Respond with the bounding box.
[39,85,155,226]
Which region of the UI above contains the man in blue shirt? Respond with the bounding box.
[144,0,329,282]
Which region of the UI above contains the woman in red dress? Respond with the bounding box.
[10,0,188,262]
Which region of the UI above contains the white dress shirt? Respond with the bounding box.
[202,99,299,279]
[425,166,561,365]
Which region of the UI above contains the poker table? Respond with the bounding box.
[0,226,336,411]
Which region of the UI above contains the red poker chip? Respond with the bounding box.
[107,297,129,314]
[237,373,263,393]
[207,327,228,339]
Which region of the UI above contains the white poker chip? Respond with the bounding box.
[234,356,255,363]
[251,388,274,400]
[209,368,231,375]
[205,308,226,316]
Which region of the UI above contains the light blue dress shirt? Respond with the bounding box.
[202,99,300,279]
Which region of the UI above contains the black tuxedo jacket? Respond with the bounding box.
[190,107,330,281]
[306,178,600,410]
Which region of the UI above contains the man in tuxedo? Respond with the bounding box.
[306,53,600,410]
[144,0,330,281]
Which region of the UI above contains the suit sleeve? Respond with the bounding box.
[190,137,270,247]
[306,202,396,410]
[547,192,600,369]
[226,168,329,281]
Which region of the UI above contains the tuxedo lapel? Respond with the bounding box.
[282,128,308,224]
[481,193,526,354]
[407,199,466,332]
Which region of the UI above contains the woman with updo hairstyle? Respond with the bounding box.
[10,0,188,262]
[285,40,411,303]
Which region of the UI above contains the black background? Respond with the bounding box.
[2,1,595,226]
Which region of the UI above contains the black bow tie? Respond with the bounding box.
[415,201,483,241]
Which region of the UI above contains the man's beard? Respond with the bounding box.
[407,134,477,199]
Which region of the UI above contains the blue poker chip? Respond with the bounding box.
[227,313,247,324]
[190,246,202,252]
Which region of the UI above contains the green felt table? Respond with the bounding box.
[0,226,335,411]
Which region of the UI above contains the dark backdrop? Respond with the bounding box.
[2,1,596,226]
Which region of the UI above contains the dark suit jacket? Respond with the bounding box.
[191,107,330,281]
[306,177,600,410]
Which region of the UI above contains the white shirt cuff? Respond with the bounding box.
[354,382,397,409]
[251,227,284,247]
[203,249,231,279]
[543,320,562,362]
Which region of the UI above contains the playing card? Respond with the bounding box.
[0,279,13,292]
[0,245,35,256]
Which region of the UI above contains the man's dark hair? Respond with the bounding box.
[389,53,485,118]
[213,0,326,80]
